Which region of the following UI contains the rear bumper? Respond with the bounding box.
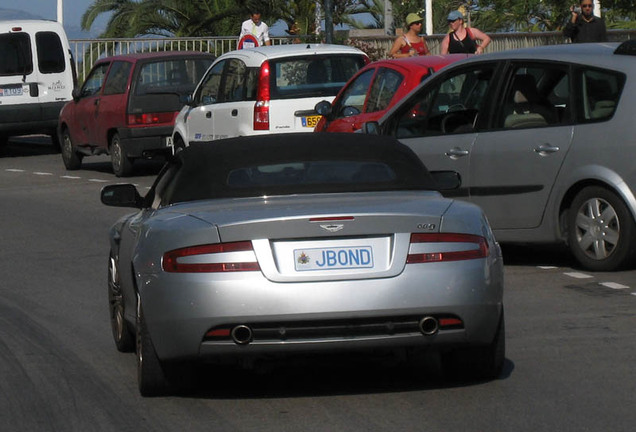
[118,125,174,157]
[0,101,65,136]
[137,259,504,362]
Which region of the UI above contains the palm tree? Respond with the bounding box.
[81,0,251,38]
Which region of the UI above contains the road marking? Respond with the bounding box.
[5,169,25,172]
[61,175,82,179]
[600,282,629,290]
[88,178,109,183]
[538,266,558,269]
[564,272,593,279]
[33,172,53,176]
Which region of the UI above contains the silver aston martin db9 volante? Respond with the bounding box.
[101,133,505,396]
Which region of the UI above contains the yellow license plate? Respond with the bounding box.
[302,115,321,128]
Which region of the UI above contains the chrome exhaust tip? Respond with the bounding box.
[419,316,439,336]
[231,325,253,345]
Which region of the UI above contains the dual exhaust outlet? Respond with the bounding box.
[229,316,439,346]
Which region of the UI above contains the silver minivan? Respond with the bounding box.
[364,41,636,271]
[0,20,75,148]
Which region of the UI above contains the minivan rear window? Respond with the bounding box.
[36,31,65,74]
[0,33,33,76]
[269,55,366,100]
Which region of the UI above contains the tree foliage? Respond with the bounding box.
[82,0,636,38]
[389,0,636,34]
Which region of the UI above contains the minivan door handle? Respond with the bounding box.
[231,109,238,117]
[445,147,469,158]
[534,144,560,155]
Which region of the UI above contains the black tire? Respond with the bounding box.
[108,252,134,352]
[50,130,61,152]
[110,133,134,177]
[443,311,505,382]
[136,302,170,397]
[61,128,82,170]
[568,186,636,271]
[173,135,186,154]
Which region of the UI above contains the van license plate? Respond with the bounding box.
[301,115,321,128]
[0,86,23,97]
[294,246,374,271]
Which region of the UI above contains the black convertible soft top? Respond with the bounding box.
[155,133,438,205]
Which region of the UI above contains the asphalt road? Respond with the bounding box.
[1,137,635,432]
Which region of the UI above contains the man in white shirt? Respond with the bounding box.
[239,12,271,46]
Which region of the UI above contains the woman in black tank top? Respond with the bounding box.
[440,10,491,55]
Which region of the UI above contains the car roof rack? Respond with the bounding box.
[614,40,636,56]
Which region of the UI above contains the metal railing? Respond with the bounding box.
[70,30,636,83]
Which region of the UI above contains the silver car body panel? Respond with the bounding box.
[118,192,503,361]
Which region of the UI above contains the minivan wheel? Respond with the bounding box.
[61,128,82,170]
[111,133,134,177]
[568,186,636,271]
[50,130,61,152]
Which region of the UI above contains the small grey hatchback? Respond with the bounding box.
[364,40,636,271]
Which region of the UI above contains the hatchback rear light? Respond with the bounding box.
[162,241,260,273]
[127,112,176,126]
[254,61,270,131]
[406,233,488,263]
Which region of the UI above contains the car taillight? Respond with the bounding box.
[127,112,176,125]
[254,61,270,131]
[162,241,260,273]
[406,233,488,263]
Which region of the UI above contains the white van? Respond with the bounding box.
[172,44,368,148]
[0,20,75,147]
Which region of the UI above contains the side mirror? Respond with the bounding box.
[315,100,332,116]
[362,121,381,135]
[72,87,81,101]
[101,184,144,208]
[430,171,461,191]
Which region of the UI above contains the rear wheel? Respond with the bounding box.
[136,302,169,397]
[173,135,186,154]
[443,311,505,381]
[61,128,82,170]
[568,186,636,271]
[110,133,134,177]
[50,130,61,152]
[108,252,134,352]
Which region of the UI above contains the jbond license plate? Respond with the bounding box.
[294,246,374,271]
[301,115,321,128]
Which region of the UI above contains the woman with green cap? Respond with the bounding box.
[389,13,430,58]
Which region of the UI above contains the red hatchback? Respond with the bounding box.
[58,51,214,176]
[314,54,470,133]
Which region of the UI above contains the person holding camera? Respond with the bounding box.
[563,1,607,43]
